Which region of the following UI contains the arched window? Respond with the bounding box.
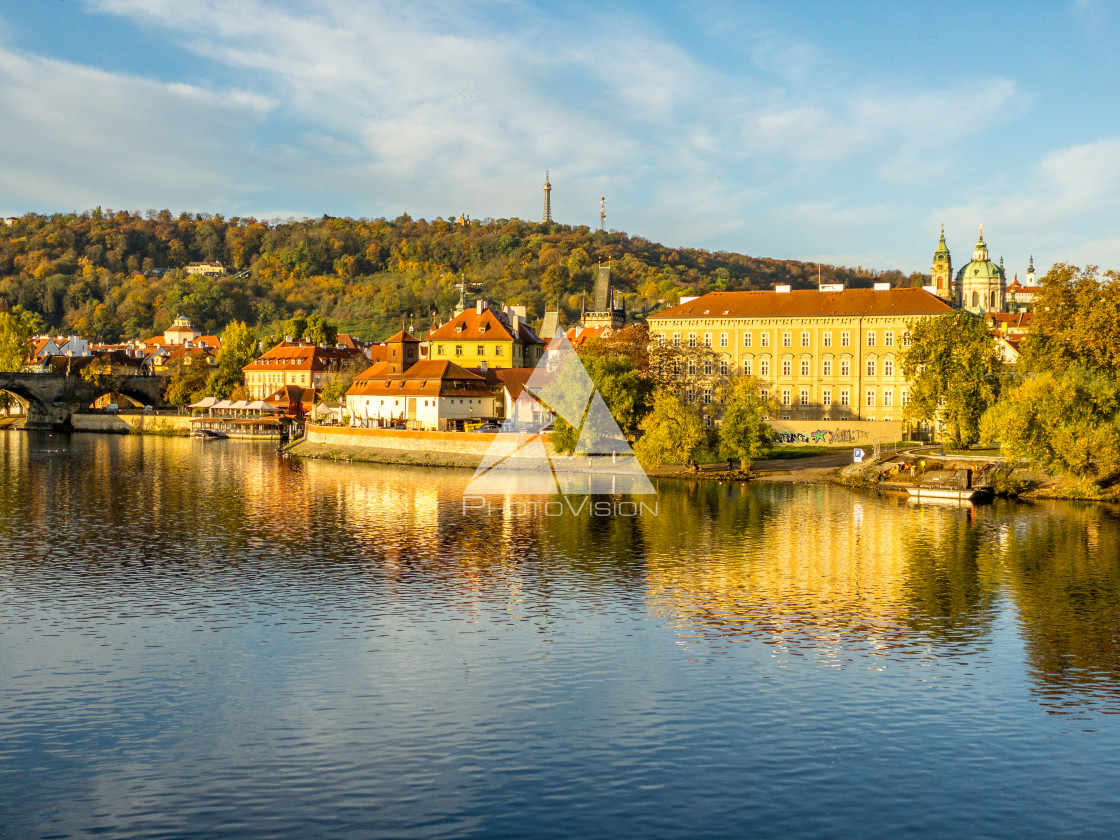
[972,291,979,308]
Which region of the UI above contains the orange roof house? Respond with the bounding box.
[426,301,544,370]
[243,341,364,399]
[345,359,505,431]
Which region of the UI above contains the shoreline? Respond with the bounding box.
[287,438,845,484]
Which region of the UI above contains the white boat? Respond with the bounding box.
[905,485,991,502]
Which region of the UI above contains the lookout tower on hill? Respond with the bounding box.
[542,171,553,223]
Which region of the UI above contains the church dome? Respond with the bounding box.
[954,228,1005,283]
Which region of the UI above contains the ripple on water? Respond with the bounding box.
[2,436,1120,838]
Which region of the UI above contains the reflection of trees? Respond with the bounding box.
[1002,503,1120,713]
[897,502,1001,652]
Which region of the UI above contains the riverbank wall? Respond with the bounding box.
[70,413,192,435]
[293,425,499,468]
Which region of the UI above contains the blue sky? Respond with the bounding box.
[1,0,1118,276]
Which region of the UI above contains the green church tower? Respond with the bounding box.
[931,225,954,303]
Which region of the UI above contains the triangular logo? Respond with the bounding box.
[464,327,656,496]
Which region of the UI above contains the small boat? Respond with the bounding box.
[905,485,992,502]
[903,468,992,503]
[192,429,227,440]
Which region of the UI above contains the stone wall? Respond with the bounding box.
[767,419,902,447]
[70,413,193,435]
[304,425,497,456]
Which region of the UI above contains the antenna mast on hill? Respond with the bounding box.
[600,196,606,232]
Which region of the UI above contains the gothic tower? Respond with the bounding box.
[1026,253,1036,285]
[931,225,954,303]
[542,171,552,223]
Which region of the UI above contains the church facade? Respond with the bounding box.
[931,226,1037,314]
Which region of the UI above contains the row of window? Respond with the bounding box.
[669,330,910,349]
[684,387,908,408]
[435,344,505,357]
[676,358,898,378]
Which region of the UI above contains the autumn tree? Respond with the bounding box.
[0,306,43,372]
[981,366,1120,486]
[717,377,777,468]
[206,320,257,399]
[320,354,371,402]
[901,310,1003,448]
[633,391,705,467]
[646,336,733,428]
[164,357,211,407]
[1019,264,1120,377]
[542,353,651,454]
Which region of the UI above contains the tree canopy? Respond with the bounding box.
[982,263,1120,487]
[0,306,43,372]
[901,310,1004,448]
[0,209,928,345]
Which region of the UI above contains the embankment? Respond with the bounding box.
[291,426,494,468]
[70,413,192,436]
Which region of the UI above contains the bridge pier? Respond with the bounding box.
[20,402,75,431]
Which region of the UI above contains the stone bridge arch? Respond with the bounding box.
[0,372,171,430]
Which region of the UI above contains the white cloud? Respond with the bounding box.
[0,46,276,212]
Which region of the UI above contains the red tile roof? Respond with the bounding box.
[648,287,955,320]
[347,359,492,399]
[428,308,543,345]
[494,367,536,399]
[244,341,362,373]
[385,330,420,343]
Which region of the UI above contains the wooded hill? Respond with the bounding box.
[0,208,928,342]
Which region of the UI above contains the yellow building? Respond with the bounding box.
[646,285,954,421]
[427,300,544,370]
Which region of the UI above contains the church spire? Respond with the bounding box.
[934,223,949,257]
[972,225,989,262]
[542,171,552,223]
[931,224,953,302]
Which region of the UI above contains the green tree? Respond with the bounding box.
[1019,264,1120,377]
[320,354,370,402]
[164,357,211,407]
[901,310,1003,448]
[0,306,44,372]
[981,366,1120,486]
[543,353,650,454]
[206,320,257,398]
[718,377,776,468]
[301,313,338,346]
[633,390,705,467]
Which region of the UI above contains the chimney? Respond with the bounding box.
[775,284,791,293]
[476,299,486,315]
[873,282,891,291]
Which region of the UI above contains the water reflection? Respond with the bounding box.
[4,433,1120,720]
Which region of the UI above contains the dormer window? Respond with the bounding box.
[455,324,464,333]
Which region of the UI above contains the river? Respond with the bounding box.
[2,432,1120,838]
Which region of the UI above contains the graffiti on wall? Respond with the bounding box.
[774,428,871,445]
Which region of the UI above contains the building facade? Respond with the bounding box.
[646,286,955,422]
[243,341,364,399]
[345,359,499,430]
[427,300,544,370]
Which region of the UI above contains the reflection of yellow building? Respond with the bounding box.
[641,486,1002,659]
[647,287,954,421]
